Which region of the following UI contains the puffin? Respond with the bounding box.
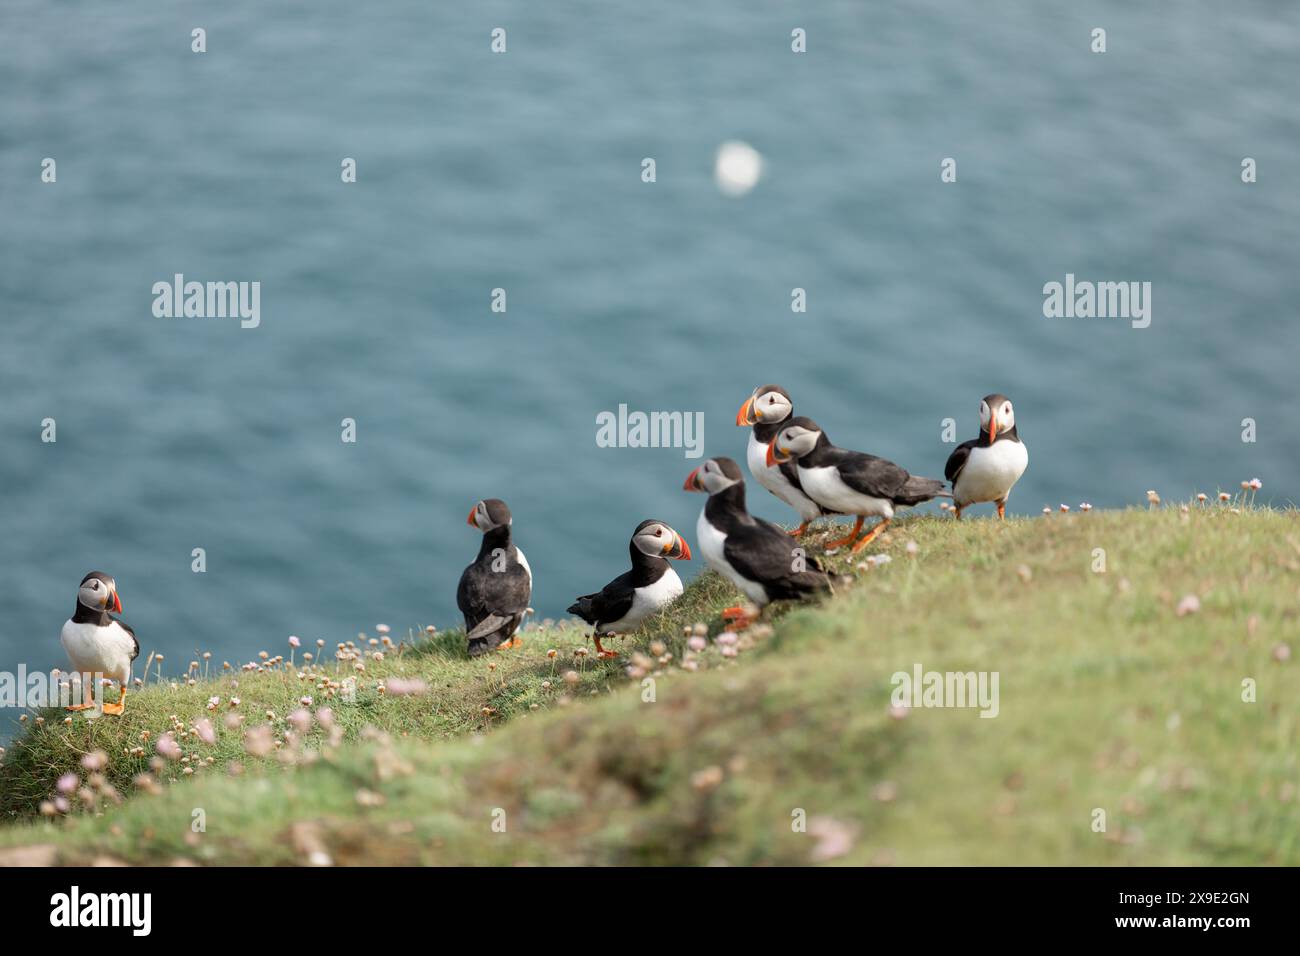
[567,519,691,658]
[60,571,138,715]
[768,417,950,553]
[684,456,832,625]
[736,384,830,536]
[945,394,1028,519]
[457,498,533,657]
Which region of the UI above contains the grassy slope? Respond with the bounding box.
[1,506,1297,865]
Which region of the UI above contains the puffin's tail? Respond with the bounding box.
[895,475,951,505]
[567,596,597,625]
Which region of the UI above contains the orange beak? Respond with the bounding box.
[466,507,478,527]
[683,467,703,492]
[667,533,692,560]
[111,591,122,614]
[766,443,786,468]
[987,409,998,444]
[736,396,757,426]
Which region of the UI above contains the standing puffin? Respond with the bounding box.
[684,457,832,625]
[769,418,950,553]
[736,384,830,536]
[567,519,691,658]
[60,571,138,715]
[457,498,533,657]
[945,394,1028,519]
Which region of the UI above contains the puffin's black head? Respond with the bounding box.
[736,384,793,427]
[631,519,691,560]
[767,416,823,466]
[683,456,744,495]
[78,571,122,614]
[467,498,512,532]
[979,394,1017,443]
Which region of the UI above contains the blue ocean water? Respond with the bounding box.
[2,1,1297,729]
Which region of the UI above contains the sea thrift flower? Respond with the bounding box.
[376,624,390,635]
[195,718,216,745]
[1146,490,1161,506]
[315,707,334,730]
[385,678,428,696]
[244,726,274,758]
[81,750,108,772]
[688,636,707,652]
[1218,492,1231,502]
[289,635,301,648]
[156,734,182,761]
[1059,504,1069,512]
[1250,478,1262,490]
[56,773,79,795]
[1175,594,1201,617]
[1042,507,1051,515]
[1079,502,1093,512]
[288,709,312,733]
[716,631,739,647]
[1196,493,1207,503]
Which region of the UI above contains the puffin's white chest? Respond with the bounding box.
[954,440,1028,506]
[604,566,684,632]
[696,509,770,605]
[60,619,135,681]
[746,432,821,520]
[798,465,894,519]
[515,547,533,587]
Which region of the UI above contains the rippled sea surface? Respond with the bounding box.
[2,1,1297,731]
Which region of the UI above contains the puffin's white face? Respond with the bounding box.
[684,458,742,495]
[632,522,691,560]
[979,397,1015,441]
[768,424,821,464]
[78,574,121,613]
[736,386,793,427]
[467,499,511,532]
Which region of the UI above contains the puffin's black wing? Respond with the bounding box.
[723,522,830,602]
[944,438,979,484]
[113,617,140,661]
[834,449,948,505]
[567,571,636,631]
[457,559,531,642]
[829,449,912,498]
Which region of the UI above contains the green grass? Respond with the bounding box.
[1,504,1297,865]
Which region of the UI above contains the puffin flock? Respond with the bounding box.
[59,386,1027,711]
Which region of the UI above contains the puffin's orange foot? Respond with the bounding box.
[597,649,619,659]
[787,522,810,537]
[824,516,865,550]
[101,701,125,716]
[65,702,95,712]
[721,606,758,630]
[996,500,1006,520]
[850,519,891,554]
[497,636,521,651]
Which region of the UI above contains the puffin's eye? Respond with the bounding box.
[1004,404,1012,415]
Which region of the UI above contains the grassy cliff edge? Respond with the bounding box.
[1,506,1297,866]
